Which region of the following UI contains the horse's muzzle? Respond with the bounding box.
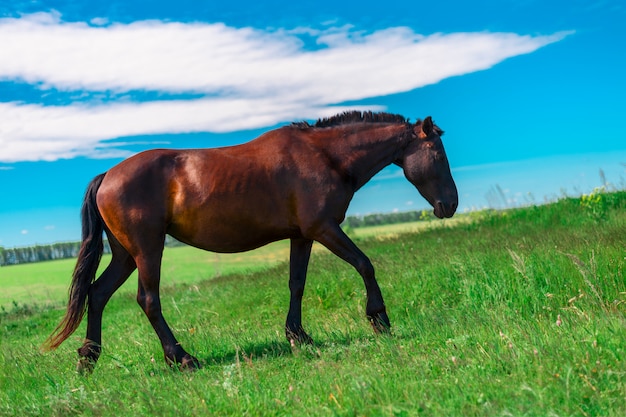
[434,200,457,219]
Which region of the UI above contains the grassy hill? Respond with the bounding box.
[1,191,625,416]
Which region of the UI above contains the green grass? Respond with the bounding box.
[1,192,625,416]
[0,240,294,312]
[0,216,471,311]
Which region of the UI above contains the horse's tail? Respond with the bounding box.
[44,173,107,350]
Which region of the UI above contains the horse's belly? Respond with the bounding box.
[167,210,297,253]
[176,230,288,253]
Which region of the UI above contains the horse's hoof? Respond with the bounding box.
[76,340,101,375]
[76,357,96,375]
[369,312,392,335]
[286,327,314,345]
[180,354,202,371]
[166,354,201,371]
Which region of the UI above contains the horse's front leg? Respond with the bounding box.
[285,238,314,344]
[315,223,391,333]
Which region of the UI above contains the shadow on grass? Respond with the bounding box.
[196,327,405,368]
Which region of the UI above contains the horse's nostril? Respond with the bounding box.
[437,200,457,218]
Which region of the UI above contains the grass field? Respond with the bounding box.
[0,216,466,311]
[1,191,625,416]
[0,240,294,312]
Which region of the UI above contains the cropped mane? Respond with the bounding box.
[292,111,409,129]
[291,110,444,135]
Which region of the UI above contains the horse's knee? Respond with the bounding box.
[289,281,305,298]
[355,257,375,279]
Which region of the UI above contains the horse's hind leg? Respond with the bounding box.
[77,237,136,373]
[135,252,201,370]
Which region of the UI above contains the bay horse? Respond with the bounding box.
[45,111,458,372]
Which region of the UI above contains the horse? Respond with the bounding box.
[44,111,458,372]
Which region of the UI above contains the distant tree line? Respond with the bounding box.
[0,242,112,267]
[0,210,432,266]
[343,209,434,228]
[0,235,187,267]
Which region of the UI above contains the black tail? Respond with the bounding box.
[45,173,106,350]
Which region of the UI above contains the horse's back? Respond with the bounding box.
[95,128,352,253]
[95,140,301,252]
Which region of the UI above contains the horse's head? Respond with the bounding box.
[397,117,458,219]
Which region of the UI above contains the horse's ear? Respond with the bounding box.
[418,116,434,139]
[423,116,433,136]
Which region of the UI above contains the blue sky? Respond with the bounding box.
[0,0,625,247]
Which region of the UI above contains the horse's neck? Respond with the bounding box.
[332,124,408,190]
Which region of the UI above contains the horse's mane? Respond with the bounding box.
[291,111,409,129]
[291,111,443,135]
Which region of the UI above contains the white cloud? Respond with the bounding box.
[0,12,571,162]
[0,100,381,162]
